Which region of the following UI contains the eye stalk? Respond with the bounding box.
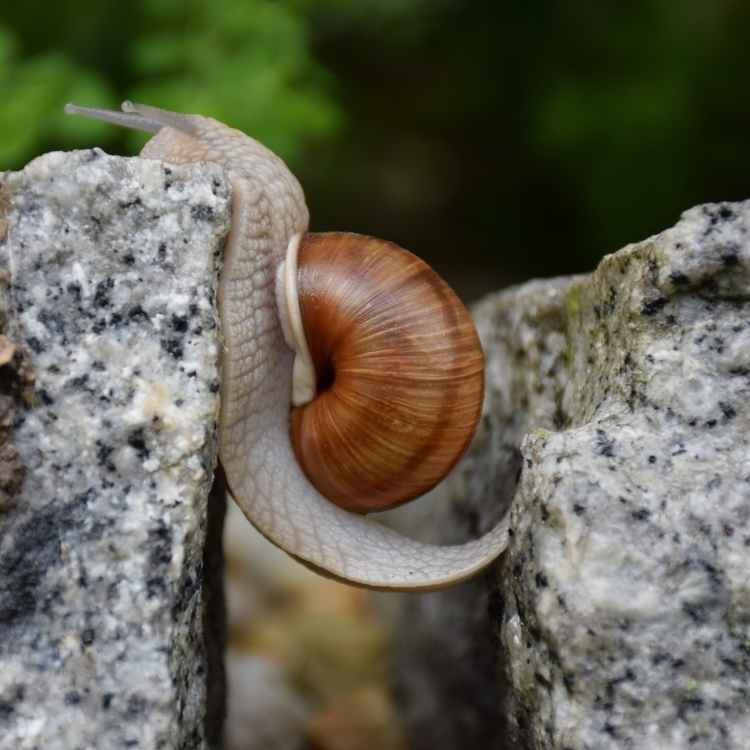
[284,232,484,514]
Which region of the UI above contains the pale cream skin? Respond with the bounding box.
[65,102,509,590]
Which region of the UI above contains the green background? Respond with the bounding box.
[1,0,748,299]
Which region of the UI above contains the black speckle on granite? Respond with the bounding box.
[87,215,103,242]
[127,429,150,460]
[678,697,705,720]
[119,198,142,211]
[699,559,722,587]
[95,440,116,472]
[0,508,64,628]
[595,429,615,457]
[126,694,147,718]
[682,601,710,625]
[721,249,740,268]
[0,701,15,722]
[37,308,65,335]
[146,576,167,600]
[161,338,184,360]
[190,205,214,222]
[128,305,150,324]
[26,336,44,354]
[719,402,737,421]
[148,521,173,568]
[67,374,89,390]
[171,314,189,333]
[93,278,114,308]
[641,297,668,316]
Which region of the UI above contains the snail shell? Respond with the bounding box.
[290,232,484,513]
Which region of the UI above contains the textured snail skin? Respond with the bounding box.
[64,102,510,590]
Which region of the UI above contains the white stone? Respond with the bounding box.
[0,150,230,750]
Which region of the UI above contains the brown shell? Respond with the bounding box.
[290,232,484,514]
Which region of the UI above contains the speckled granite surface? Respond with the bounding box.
[0,150,230,750]
[389,201,750,750]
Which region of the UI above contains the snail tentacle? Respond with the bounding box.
[64,102,163,133]
[65,102,509,590]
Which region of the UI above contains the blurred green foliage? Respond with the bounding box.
[1,0,749,297]
[0,25,111,164]
[0,0,340,161]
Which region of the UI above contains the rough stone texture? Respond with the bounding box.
[388,201,750,750]
[0,150,231,750]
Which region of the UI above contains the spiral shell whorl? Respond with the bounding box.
[291,232,484,513]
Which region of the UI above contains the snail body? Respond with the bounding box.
[64,101,509,590]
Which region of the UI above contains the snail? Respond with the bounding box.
[64,101,509,590]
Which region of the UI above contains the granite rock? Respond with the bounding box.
[0,150,231,750]
[388,201,750,750]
